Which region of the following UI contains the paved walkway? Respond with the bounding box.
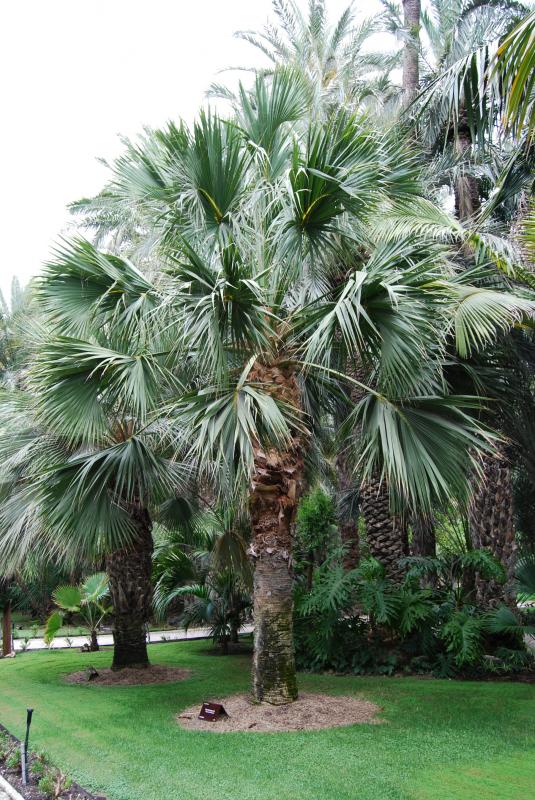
[13,624,253,652]
[0,774,21,800]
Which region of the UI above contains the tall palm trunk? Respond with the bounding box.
[361,477,408,581]
[469,449,517,607]
[402,0,421,108]
[411,513,436,557]
[249,361,303,705]
[106,507,153,670]
[452,120,516,605]
[454,108,480,221]
[2,600,12,657]
[336,450,360,570]
[335,358,368,570]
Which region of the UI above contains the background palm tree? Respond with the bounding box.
[105,72,532,702]
[228,0,398,116]
[401,0,421,106]
[0,244,190,669]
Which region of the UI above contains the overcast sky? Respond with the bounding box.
[1,0,385,300]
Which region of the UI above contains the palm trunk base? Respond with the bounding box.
[111,622,149,670]
[469,451,517,608]
[252,555,298,705]
[341,520,359,570]
[411,514,436,558]
[106,508,153,671]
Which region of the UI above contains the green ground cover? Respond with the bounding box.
[1,639,534,800]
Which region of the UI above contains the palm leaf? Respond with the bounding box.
[52,584,81,612]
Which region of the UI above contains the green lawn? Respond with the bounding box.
[1,640,534,800]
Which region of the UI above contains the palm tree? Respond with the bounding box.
[21,70,532,702]
[0,580,15,657]
[169,573,251,654]
[152,500,253,653]
[0,278,33,388]
[0,246,190,670]
[100,73,534,702]
[415,4,534,143]
[45,573,111,652]
[469,448,517,606]
[229,0,397,116]
[388,1,535,599]
[401,0,421,107]
[493,9,535,140]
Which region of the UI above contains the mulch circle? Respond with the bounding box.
[177,692,383,733]
[65,665,191,686]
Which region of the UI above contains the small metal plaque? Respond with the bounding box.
[198,702,228,722]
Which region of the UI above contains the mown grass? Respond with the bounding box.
[1,639,534,800]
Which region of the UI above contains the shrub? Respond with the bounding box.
[294,489,338,582]
[38,767,72,799]
[6,747,21,770]
[30,751,50,779]
[294,551,534,678]
[0,731,11,760]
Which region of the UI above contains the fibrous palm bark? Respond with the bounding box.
[411,513,436,557]
[451,127,516,605]
[344,360,406,579]
[469,449,517,607]
[361,478,408,581]
[336,449,360,570]
[248,361,303,705]
[454,110,481,222]
[402,0,421,107]
[106,507,154,670]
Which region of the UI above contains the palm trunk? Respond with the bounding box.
[469,449,517,608]
[411,513,436,557]
[249,361,303,705]
[402,0,421,108]
[336,450,360,570]
[230,619,240,644]
[336,358,367,570]
[361,476,408,582]
[454,110,480,222]
[89,629,99,652]
[2,600,12,657]
[106,507,153,670]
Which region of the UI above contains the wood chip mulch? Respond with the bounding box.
[177,692,383,733]
[65,665,191,686]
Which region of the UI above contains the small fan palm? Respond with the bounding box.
[45,573,111,651]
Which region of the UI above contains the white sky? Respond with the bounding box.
[1,0,385,300]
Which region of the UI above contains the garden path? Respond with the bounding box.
[12,624,253,652]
